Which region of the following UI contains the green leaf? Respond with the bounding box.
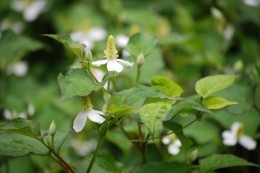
[0,119,48,157]
[255,86,260,111]
[202,96,237,109]
[58,68,117,101]
[96,154,120,173]
[139,102,171,138]
[151,76,183,97]
[195,75,238,98]
[0,132,49,156]
[0,31,43,70]
[163,122,193,159]
[199,154,260,173]
[43,34,84,58]
[0,118,41,137]
[164,97,212,121]
[134,162,191,173]
[107,85,168,115]
[126,32,157,58]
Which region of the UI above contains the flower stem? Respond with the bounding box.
[136,65,141,84]
[86,135,104,173]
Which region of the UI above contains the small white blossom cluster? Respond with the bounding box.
[162,133,182,155]
[3,104,35,120]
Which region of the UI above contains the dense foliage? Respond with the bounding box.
[0,0,259,173]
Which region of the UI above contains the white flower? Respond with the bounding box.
[3,109,27,120]
[11,0,47,22]
[92,35,134,73]
[222,122,257,150]
[70,27,107,49]
[73,109,105,132]
[28,104,35,116]
[7,61,28,76]
[115,34,129,48]
[0,19,24,34]
[162,133,182,155]
[243,0,260,6]
[71,138,97,156]
[223,24,234,41]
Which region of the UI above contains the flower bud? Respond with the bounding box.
[49,120,56,136]
[84,48,92,61]
[136,52,145,65]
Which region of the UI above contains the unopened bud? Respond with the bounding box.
[136,52,145,65]
[189,148,198,163]
[49,120,56,136]
[234,60,243,72]
[84,48,92,61]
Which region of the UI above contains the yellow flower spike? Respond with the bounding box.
[104,35,118,60]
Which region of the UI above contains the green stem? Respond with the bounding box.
[136,65,141,84]
[86,135,104,173]
[107,79,111,91]
[138,123,147,163]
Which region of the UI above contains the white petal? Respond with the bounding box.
[162,136,171,145]
[92,60,108,67]
[92,68,105,82]
[73,111,88,132]
[11,61,28,76]
[239,135,257,150]
[231,122,242,134]
[243,0,260,6]
[87,110,105,124]
[3,109,13,120]
[168,143,181,155]
[122,49,131,57]
[87,27,107,41]
[222,131,237,146]
[116,59,134,68]
[115,35,129,47]
[23,0,46,21]
[107,60,123,72]
[174,139,182,147]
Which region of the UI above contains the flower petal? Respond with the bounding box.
[222,131,237,146]
[174,139,182,147]
[230,122,242,134]
[107,60,123,72]
[168,143,181,155]
[92,60,108,67]
[116,59,134,68]
[73,111,88,132]
[162,136,171,145]
[87,110,105,124]
[239,135,257,150]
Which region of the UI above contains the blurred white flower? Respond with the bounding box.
[7,61,28,76]
[243,0,260,6]
[3,109,27,120]
[3,109,13,120]
[92,35,134,73]
[222,122,257,150]
[162,133,182,155]
[70,27,107,49]
[73,109,105,132]
[28,104,35,116]
[115,34,129,48]
[223,24,234,41]
[71,138,97,156]
[11,0,47,22]
[0,19,24,36]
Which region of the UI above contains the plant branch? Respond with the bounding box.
[86,135,104,173]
